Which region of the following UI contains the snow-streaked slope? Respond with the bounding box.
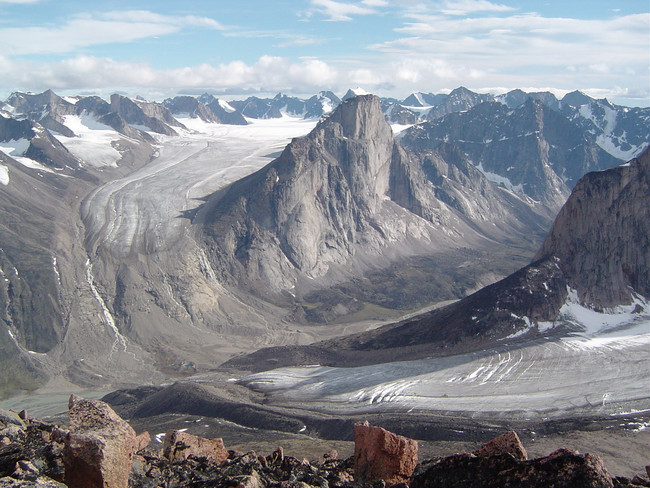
[240,298,650,419]
[0,139,57,173]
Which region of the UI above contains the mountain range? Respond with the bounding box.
[225,147,649,371]
[0,86,647,398]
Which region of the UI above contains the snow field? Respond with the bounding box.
[54,114,123,168]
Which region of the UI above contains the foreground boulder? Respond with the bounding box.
[411,447,615,488]
[162,430,229,463]
[62,395,136,488]
[472,430,527,461]
[353,421,418,485]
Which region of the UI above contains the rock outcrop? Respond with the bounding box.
[162,430,229,463]
[471,430,527,461]
[63,395,137,488]
[411,448,616,488]
[353,421,418,485]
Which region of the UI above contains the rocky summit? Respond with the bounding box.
[200,94,551,303]
[1,399,648,488]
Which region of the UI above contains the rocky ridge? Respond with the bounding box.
[223,147,649,371]
[199,95,549,305]
[1,398,647,488]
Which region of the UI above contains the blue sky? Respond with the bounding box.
[0,0,648,105]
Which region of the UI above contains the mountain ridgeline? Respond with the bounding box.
[0,86,647,396]
[199,95,552,308]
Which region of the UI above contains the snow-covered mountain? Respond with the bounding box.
[559,91,650,161]
[227,91,339,119]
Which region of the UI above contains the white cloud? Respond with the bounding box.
[0,0,41,3]
[361,0,390,6]
[311,0,379,21]
[100,11,226,30]
[440,0,516,16]
[0,10,225,56]
[0,54,339,95]
[371,13,650,87]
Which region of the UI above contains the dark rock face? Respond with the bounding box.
[496,89,561,111]
[110,94,187,135]
[535,148,649,308]
[401,98,621,208]
[167,95,249,125]
[383,101,420,125]
[559,91,650,162]
[0,115,79,170]
[426,86,493,120]
[227,92,337,120]
[4,91,78,138]
[304,91,341,118]
[162,95,219,123]
[402,92,447,108]
[411,448,615,488]
[201,97,249,125]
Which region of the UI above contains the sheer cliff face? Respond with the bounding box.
[204,96,407,291]
[202,96,476,297]
[202,95,554,301]
[535,148,649,308]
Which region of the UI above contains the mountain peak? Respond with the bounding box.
[319,94,388,140]
[341,87,369,101]
[561,90,593,107]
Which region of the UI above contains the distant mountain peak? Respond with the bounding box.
[341,87,369,101]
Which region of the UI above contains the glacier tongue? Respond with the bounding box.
[240,304,650,418]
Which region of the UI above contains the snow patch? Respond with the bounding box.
[391,123,415,134]
[218,99,236,113]
[475,162,524,193]
[553,288,650,349]
[0,164,8,185]
[0,138,30,157]
[54,114,122,167]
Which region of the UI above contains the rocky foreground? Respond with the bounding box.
[0,396,649,488]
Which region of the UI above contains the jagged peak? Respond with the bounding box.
[317,94,390,140]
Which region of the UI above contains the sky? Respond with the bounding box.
[0,0,648,106]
